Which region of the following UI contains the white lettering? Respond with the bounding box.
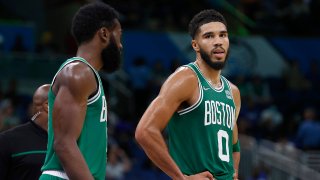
[220,102,226,126]
[204,101,211,126]
[100,96,107,122]
[211,101,216,124]
[203,100,234,130]
[226,104,231,128]
[215,101,221,125]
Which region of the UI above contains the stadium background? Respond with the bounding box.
[0,0,320,179]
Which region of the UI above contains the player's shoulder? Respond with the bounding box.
[61,61,94,79]
[57,61,96,87]
[168,65,198,84]
[53,60,98,97]
[159,65,198,97]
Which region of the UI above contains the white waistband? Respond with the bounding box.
[43,170,69,179]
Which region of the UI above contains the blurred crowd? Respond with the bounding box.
[1,0,320,179]
[1,55,320,178]
[2,0,320,55]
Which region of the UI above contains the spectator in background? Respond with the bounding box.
[282,60,311,112]
[258,105,283,140]
[247,75,272,107]
[239,96,261,137]
[4,79,18,106]
[296,107,320,150]
[0,84,49,180]
[0,99,20,131]
[283,60,310,93]
[106,145,132,180]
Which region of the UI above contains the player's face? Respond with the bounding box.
[101,20,123,73]
[195,22,229,70]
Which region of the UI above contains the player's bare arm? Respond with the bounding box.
[230,82,241,180]
[135,67,213,180]
[52,62,97,180]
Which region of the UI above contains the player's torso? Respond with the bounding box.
[168,63,235,180]
[43,57,107,179]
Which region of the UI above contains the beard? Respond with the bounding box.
[101,35,122,73]
[200,47,229,70]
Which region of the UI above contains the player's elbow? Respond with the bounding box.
[135,126,145,145]
[135,125,150,146]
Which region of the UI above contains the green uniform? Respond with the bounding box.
[40,57,107,180]
[168,63,236,180]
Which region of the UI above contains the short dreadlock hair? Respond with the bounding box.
[188,9,227,39]
[71,2,120,45]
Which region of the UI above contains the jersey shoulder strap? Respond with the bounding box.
[51,57,101,86]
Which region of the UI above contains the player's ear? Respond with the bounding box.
[191,40,200,52]
[98,27,110,44]
[43,100,48,113]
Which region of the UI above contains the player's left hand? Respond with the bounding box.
[233,170,239,180]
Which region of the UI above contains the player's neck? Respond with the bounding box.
[195,59,221,85]
[76,43,102,71]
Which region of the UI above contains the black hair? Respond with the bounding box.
[188,9,227,39]
[71,2,120,45]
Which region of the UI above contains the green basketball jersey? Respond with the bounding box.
[168,63,236,180]
[41,57,107,180]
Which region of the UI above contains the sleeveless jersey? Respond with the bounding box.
[168,63,236,180]
[41,57,108,180]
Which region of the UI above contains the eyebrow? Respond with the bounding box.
[202,30,228,36]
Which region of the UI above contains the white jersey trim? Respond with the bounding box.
[87,84,101,105]
[193,63,224,92]
[43,170,69,179]
[50,57,102,105]
[177,66,203,115]
[221,76,236,129]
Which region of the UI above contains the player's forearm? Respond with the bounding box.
[233,152,240,171]
[135,129,185,180]
[54,140,94,180]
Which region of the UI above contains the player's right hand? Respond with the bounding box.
[184,171,215,180]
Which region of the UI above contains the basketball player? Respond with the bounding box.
[0,84,50,180]
[135,9,241,180]
[39,2,122,180]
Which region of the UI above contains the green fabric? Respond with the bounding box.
[233,140,240,152]
[168,62,236,180]
[41,57,107,180]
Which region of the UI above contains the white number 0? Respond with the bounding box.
[217,130,229,162]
